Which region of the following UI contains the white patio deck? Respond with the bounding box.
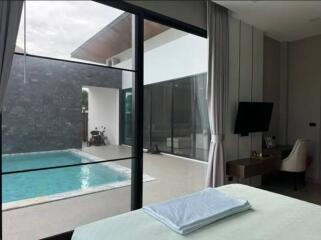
[3,145,207,240]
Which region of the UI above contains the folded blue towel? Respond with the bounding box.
[143,188,251,234]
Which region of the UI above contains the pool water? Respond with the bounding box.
[2,151,129,203]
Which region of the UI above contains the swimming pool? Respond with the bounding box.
[2,150,132,208]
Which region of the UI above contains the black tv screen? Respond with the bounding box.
[234,102,273,136]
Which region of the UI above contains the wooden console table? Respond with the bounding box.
[226,145,292,179]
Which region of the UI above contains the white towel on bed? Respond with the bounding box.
[143,188,251,234]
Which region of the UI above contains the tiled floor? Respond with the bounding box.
[3,145,207,240]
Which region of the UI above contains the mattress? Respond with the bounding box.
[72,184,321,240]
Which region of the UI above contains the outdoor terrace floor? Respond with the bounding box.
[3,145,207,240]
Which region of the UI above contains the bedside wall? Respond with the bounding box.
[262,34,321,184]
[287,34,321,184]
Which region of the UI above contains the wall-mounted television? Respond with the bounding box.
[234,102,273,136]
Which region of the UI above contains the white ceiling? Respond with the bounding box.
[215,1,321,42]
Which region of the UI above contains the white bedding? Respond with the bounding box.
[143,187,250,234]
[72,184,321,240]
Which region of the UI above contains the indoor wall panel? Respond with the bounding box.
[224,15,264,186]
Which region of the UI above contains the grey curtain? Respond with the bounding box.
[0,0,23,109]
[205,1,228,187]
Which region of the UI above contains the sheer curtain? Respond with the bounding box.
[205,1,228,187]
[0,0,23,109]
[194,74,210,160]
[194,74,209,132]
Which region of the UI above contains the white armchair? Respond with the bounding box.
[281,139,307,190]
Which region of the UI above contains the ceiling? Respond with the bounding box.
[215,1,321,42]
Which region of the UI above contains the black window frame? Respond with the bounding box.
[1,1,207,239]
[96,0,207,212]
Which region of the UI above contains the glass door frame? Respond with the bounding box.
[98,0,207,212]
[96,0,207,210]
[0,1,207,239]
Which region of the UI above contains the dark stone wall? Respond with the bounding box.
[2,54,122,154]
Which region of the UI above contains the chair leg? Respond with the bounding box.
[293,173,298,191]
[302,172,306,187]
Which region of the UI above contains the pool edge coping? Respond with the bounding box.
[3,149,155,211]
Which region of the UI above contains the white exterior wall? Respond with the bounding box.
[87,86,119,145]
[144,33,207,84]
[119,29,208,89]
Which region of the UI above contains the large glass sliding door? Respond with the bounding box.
[142,19,208,206]
[2,2,138,239]
[143,87,152,149]
[172,77,194,158]
[122,89,133,145]
[150,82,173,153]
[2,1,209,239]
[121,73,209,161]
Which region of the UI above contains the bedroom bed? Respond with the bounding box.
[72,184,321,240]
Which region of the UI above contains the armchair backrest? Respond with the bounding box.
[284,139,307,172]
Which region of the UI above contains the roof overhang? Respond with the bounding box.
[71,13,169,64]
